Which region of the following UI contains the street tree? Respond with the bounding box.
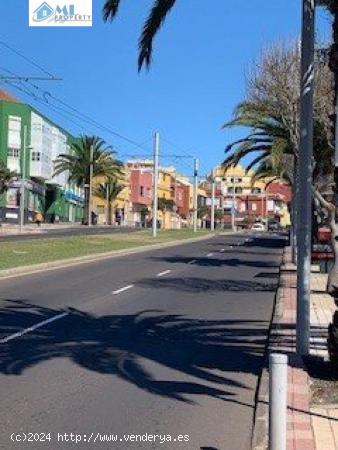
[0,160,16,194]
[54,136,123,225]
[94,177,124,225]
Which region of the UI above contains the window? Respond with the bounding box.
[7,148,20,158]
[235,187,242,194]
[8,116,21,149]
[252,203,257,211]
[32,152,41,161]
[140,186,144,196]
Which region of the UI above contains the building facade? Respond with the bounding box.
[0,90,84,223]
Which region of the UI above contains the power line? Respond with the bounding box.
[0,40,56,78]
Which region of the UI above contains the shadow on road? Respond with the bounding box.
[0,300,270,404]
[138,277,276,293]
[149,256,280,270]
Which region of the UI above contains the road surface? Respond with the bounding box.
[0,233,286,450]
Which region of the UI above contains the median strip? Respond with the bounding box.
[112,285,134,295]
[0,312,69,344]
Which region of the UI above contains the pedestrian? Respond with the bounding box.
[35,211,43,227]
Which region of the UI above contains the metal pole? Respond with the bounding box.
[269,353,288,450]
[296,0,315,356]
[231,175,236,231]
[106,182,109,225]
[193,158,199,232]
[19,125,27,232]
[88,144,94,227]
[152,132,159,237]
[211,171,215,232]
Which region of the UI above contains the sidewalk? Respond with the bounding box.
[253,247,338,449]
[275,249,338,450]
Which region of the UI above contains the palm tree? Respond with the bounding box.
[223,100,332,187]
[54,135,123,225]
[94,178,124,225]
[103,0,176,70]
[0,160,16,194]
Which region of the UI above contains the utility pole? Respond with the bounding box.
[88,144,94,227]
[193,158,199,232]
[19,125,28,233]
[152,132,160,238]
[231,175,236,231]
[296,0,315,356]
[210,170,215,232]
[106,182,110,225]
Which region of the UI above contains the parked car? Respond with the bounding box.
[251,223,265,231]
[268,221,282,232]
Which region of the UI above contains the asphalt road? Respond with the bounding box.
[0,225,138,242]
[0,232,286,450]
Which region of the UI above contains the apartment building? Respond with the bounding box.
[0,90,84,223]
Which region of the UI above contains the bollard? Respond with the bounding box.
[269,353,288,450]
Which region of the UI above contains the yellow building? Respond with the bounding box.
[213,164,267,194]
[92,170,131,225]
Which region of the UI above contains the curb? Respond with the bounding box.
[0,232,235,280]
[251,248,287,450]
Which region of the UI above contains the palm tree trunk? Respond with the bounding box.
[108,202,113,225]
[83,186,90,225]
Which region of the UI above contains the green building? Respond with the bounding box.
[0,90,84,223]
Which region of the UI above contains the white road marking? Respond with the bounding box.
[0,312,69,344]
[112,284,134,295]
[157,270,171,277]
[220,249,225,252]
[188,259,197,265]
[207,253,213,257]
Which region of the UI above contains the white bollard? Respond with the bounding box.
[269,353,288,450]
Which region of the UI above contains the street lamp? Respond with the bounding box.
[19,125,33,233]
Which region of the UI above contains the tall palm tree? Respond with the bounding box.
[103,0,176,70]
[94,178,124,225]
[54,135,123,225]
[0,160,16,194]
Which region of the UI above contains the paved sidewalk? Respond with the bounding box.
[276,249,338,450]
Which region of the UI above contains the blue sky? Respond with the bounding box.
[0,0,332,177]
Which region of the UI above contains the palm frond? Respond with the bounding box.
[103,0,122,22]
[138,0,177,71]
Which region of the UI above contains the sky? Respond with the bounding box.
[0,0,333,178]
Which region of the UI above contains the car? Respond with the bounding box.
[251,223,265,231]
[268,221,282,232]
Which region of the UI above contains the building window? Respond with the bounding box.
[8,116,21,150]
[7,148,20,158]
[252,203,257,211]
[235,187,242,194]
[140,186,144,196]
[32,152,41,161]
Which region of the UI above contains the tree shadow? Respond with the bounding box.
[148,256,280,270]
[138,277,277,293]
[0,300,271,403]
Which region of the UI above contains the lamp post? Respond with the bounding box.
[296,0,315,356]
[19,125,33,232]
[152,132,160,237]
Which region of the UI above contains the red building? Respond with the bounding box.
[130,169,152,207]
[171,181,190,219]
